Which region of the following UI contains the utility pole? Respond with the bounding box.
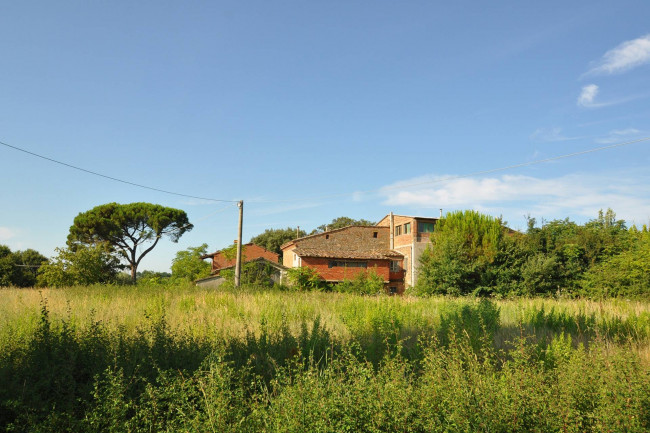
[234,200,244,287]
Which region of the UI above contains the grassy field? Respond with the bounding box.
[1,285,649,432]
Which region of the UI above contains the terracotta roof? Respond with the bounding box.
[294,248,403,260]
[217,257,288,271]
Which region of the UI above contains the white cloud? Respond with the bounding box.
[0,227,17,242]
[577,84,600,107]
[379,171,650,229]
[595,128,643,144]
[586,34,650,76]
[530,127,581,142]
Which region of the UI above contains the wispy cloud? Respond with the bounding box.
[0,227,17,242]
[595,128,643,144]
[577,84,601,107]
[530,127,582,142]
[379,171,650,228]
[585,34,650,76]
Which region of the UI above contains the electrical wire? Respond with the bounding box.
[3,136,649,206]
[0,140,240,203]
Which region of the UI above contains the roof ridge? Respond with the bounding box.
[281,225,388,249]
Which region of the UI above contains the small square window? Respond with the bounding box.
[404,223,411,234]
[373,231,378,238]
[395,225,402,236]
[326,234,330,239]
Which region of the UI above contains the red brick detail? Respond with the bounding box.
[301,257,391,282]
[389,270,405,281]
[209,244,279,273]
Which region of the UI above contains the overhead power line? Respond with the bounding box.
[247,136,650,203]
[0,140,240,203]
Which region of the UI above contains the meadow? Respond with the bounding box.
[1,285,649,432]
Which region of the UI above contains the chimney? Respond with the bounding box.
[439,208,443,218]
[296,226,300,238]
[233,240,238,244]
[389,212,394,249]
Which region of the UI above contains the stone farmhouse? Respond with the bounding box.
[281,213,439,294]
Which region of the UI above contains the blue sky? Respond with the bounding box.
[1,1,650,272]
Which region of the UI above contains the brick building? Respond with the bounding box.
[201,243,279,276]
[375,213,439,287]
[281,213,439,293]
[280,225,405,293]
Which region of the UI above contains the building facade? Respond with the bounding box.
[375,213,439,287]
[281,225,406,293]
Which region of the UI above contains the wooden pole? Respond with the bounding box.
[235,200,243,287]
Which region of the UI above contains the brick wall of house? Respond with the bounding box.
[301,257,391,282]
[376,214,438,287]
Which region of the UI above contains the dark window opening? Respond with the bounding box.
[418,222,435,233]
[373,231,378,238]
[389,286,398,295]
[328,260,368,268]
[326,234,330,239]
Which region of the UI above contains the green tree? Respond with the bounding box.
[171,244,211,282]
[67,202,192,283]
[311,216,375,234]
[0,245,17,287]
[581,230,650,299]
[414,210,506,296]
[37,244,123,287]
[0,245,48,287]
[250,227,306,256]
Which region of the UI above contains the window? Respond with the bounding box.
[328,260,368,268]
[293,253,301,267]
[419,222,434,233]
[404,223,411,234]
[389,286,398,294]
[395,225,402,236]
[373,231,378,238]
[390,260,401,272]
[326,234,330,239]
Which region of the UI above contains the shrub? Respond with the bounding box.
[334,269,385,295]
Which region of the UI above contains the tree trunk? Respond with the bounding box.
[131,265,137,284]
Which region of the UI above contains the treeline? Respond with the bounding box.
[414,209,650,299]
[0,245,47,287]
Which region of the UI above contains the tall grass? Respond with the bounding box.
[1,285,649,431]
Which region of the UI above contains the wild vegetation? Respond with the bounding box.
[1,285,649,432]
[414,209,650,299]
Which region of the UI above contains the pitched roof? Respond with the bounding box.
[280,225,384,249]
[282,225,401,261]
[294,247,403,260]
[201,243,279,270]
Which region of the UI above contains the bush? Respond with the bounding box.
[334,269,385,295]
[285,267,325,291]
